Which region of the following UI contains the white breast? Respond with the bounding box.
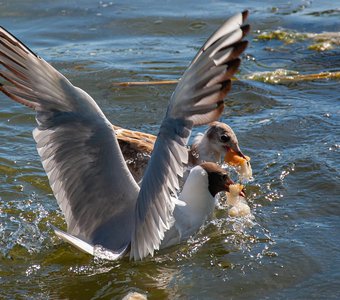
[161,166,216,248]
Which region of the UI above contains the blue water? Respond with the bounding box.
[0,0,339,299]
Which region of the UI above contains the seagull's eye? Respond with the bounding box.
[220,135,231,143]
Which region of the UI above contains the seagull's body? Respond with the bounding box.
[54,162,236,257]
[161,163,228,248]
[0,11,249,260]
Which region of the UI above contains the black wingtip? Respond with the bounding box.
[227,58,241,72]
[232,40,249,57]
[221,80,232,93]
[242,10,249,22]
[0,26,38,58]
[241,24,251,38]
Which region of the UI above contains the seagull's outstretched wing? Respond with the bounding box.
[131,11,249,260]
[0,27,140,252]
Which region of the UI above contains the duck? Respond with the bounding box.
[114,121,251,183]
[190,121,253,181]
[0,11,249,260]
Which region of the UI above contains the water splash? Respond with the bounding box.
[0,195,54,258]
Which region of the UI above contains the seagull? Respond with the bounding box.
[0,11,249,260]
[114,121,250,183]
[160,162,245,249]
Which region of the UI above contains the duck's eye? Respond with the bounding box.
[220,135,231,143]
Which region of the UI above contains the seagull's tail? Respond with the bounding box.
[51,225,128,260]
[51,224,95,255]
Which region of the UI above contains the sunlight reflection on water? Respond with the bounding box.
[0,0,339,299]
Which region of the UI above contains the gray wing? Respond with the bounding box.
[0,27,139,251]
[130,11,249,260]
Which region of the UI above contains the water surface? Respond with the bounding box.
[0,0,339,299]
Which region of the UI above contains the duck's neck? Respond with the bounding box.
[190,135,221,165]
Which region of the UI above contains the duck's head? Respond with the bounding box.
[205,121,246,160]
[200,162,245,197]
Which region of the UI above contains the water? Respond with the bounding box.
[0,0,339,299]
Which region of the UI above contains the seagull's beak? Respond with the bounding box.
[224,178,234,193]
[239,188,246,198]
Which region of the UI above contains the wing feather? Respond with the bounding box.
[0,12,249,260]
[130,11,249,260]
[0,26,140,251]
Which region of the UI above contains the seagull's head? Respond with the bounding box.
[200,162,245,197]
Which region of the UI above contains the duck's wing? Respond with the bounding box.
[130,11,249,260]
[113,125,157,145]
[112,125,156,182]
[0,27,140,252]
[113,125,155,155]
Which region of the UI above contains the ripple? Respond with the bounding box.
[189,21,207,31]
[306,9,340,17]
[268,0,312,15]
[0,1,339,299]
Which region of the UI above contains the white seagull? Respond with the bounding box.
[0,11,249,260]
